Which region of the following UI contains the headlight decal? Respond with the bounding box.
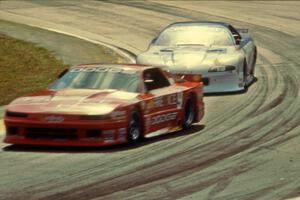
[6,111,28,118]
[208,65,236,72]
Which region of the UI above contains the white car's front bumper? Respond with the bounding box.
[202,71,244,93]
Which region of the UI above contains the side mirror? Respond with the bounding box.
[144,79,154,83]
[172,74,185,83]
[235,38,241,45]
[144,78,155,92]
[233,34,241,45]
[151,37,157,44]
[148,37,157,50]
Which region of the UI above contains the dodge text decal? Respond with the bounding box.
[151,112,177,125]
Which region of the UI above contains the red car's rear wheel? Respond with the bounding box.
[183,97,195,129]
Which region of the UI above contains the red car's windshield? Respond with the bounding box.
[50,67,139,93]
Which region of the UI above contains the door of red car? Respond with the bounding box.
[140,68,183,135]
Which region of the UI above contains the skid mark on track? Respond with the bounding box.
[0,1,300,200]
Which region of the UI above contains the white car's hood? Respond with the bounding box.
[137,45,239,74]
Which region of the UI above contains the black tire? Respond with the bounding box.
[250,48,257,76]
[243,60,248,88]
[243,60,247,81]
[127,110,141,144]
[182,97,195,129]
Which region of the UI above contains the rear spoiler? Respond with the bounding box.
[237,28,249,34]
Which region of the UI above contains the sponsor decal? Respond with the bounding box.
[153,97,164,108]
[70,67,136,74]
[146,94,179,109]
[151,112,177,125]
[103,130,115,142]
[167,94,177,105]
[118,128,127,141]
[146,98,161,110]
[177,92,183,109]
[43,115,65,123]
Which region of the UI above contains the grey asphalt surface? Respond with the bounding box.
[0,1,299,200]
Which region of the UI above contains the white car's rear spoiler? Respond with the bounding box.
[237,28,249,34]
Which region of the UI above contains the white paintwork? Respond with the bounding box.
[137,22,257,93]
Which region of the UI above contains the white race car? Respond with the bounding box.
[137,21,257,93]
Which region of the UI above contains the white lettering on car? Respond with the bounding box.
[167,94,177,105]
[177,92,183,109]
[118,128,127,142]
[154,97,164,107]
[43,115,65,123]
[147,94,178,110]
[151,112,177,125]
[69,67,136,74]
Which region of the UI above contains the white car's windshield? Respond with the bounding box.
[50,67,139,93]
[154,25,234,46]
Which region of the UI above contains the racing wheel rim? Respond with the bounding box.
[128,112,141,143]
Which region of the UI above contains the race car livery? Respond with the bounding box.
[137,21,257,93]
[4,64,204,146]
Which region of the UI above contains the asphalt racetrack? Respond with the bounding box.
[0,1,299,199]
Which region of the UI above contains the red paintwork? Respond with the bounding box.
[4,64,204,146]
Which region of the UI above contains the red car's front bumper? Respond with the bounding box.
[4,116,128,146]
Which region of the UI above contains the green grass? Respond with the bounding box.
[0,34,69,105]
[0,20,126,65]
[0,20,126,106]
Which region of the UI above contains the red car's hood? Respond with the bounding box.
[7,89,139,115]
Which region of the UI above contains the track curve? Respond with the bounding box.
[0,1,299,200]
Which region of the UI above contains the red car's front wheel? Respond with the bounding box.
[127,110,141,144]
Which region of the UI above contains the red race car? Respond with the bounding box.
[4,64,204,146]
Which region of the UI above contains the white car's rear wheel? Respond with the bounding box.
[250,48,257,76]
[243,60,248,88]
